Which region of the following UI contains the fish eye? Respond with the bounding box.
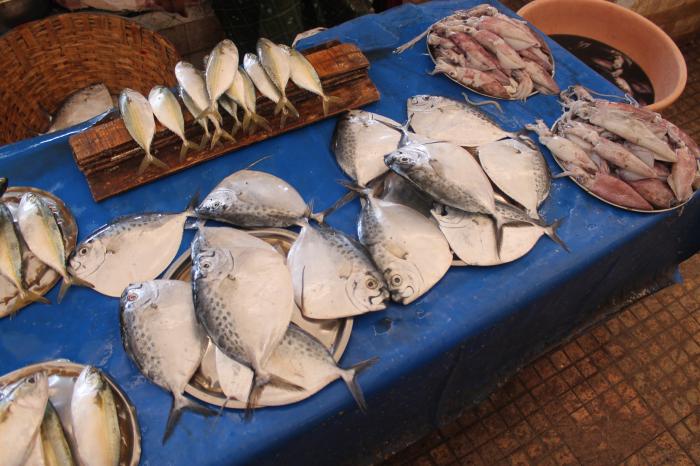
[127,292,138,302]
[213,201,221,208]
[400,156,411,163]
[27,376,35,384]
[202,262,211,269]
[391,275,402,286]
[366,278,378,290]
[79,247,88,255]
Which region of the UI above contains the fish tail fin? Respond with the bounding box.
[185,191,200,217]
[514,129,537,149]
[57,273,93,303]
[164,394,216,443]
[305,200,324,224]
[337,179,371,196]
[208,117,235,148]
[249,112,272,134]
[20,288,50,305]
[280,97,300,119]
[545,219,570,252]
[179,138,198,162]
[198,128,211,148]
[243,372,303,421]
[273,98,285,116]
[321,95,343,116]
[317,186,360,221]
[491,212,506,260]
[137,152,169,175]
[241,111,252,132]
[339,356,378,413]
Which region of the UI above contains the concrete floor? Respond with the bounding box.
[382,36,700,466]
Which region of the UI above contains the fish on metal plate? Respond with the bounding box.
[40,400,75,466]
[525,120,598,173]
[48,83,114,133]
[71,366,120,466]
[0,203,50,306]
[119,88,169,175]
[196,169,318,227]
[23,433,46,466]
[120,280,212,442]
[345,182,451,304]
[407,95,514,147]
[18,193,91,302]
[477,138,550,219]
[216,324,377,411]
[191,227,298,412]
[257,38,299,119]
[69,196,196,298]
[668,146,696,202]
[225,66,271,134]
[332,110,403,186]
[287,220,389,319]
[148,86,198,161]
[0,372,48,466]
[243,53,298,128]
[282,45,340,116]
[205,40,239,147]
[384,141,513,255]
[47,374,76,442]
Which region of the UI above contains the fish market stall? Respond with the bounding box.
[0,1,698,465]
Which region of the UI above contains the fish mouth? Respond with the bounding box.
[392,285,416,305]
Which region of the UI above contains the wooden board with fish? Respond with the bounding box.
[69,41,380,202]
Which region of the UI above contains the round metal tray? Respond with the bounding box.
[0,187,77,317]
[550,117,692,213]
[426,12,555,100]
[0,360,141,466]
[163,228,354,409]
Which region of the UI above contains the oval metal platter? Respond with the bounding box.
[549,117,692,213]
[426,10,555,100]
[163,227,354,409]
[0,360,141,466]
[0,187,78,317]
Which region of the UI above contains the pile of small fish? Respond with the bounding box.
[0,366,121,466]
[119,38,337,174]
[527,86,700,211]
[396,4,559,99]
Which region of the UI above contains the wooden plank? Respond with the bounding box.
[69,40,380,202]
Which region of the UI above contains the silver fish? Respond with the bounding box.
[120,280,212,442]
[407,95,514,147]
[69,197,195,298]
[332,110,402,186]
[18,193,90,302]
[349,184,451,304]
[0,203,49,305]
[287,220,389,319]
[477,138,550,219]
[196,169,316,227]
[216,324,377,411]
[191,227,298,412]
[48,83,113,133]
[47,375,75,443]
[179,85,211,148]
[257,38,299,120]
[70,367,120,466]
[225,66,271,133]
[23,434,46,466]
[119,88,168,175]
[283,45,339,116]
[148,86,198,161]
[205,40,239,115]
[0,372,48,466]
[243,53,299,128]
[379,171,434,217]
[218,95,241,135]
[40,400,75,466]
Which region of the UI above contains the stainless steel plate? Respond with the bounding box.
[163,228,354,409]
[0,360,141,466]
[0,187,78,317]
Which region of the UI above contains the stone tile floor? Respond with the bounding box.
[381,36,700,466]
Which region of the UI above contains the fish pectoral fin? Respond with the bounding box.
[428,158,446,178]
[338,261,353,280]
[385,241,409,260]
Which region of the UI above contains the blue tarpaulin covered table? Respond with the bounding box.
[1,1,698,464]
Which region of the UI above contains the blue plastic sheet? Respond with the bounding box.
[0,1,698,465]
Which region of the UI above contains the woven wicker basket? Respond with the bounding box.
[0,13,180,145]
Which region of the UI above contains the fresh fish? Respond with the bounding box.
[347,183,451,304]
[23,434,46,466]
[668,146,696,202]
[119,88,168,175]
[628,178,675,209]
[379,171,434,217]
[243,53,299,128]
[148,86,198,161]
[477,138,550,218]
[179,86,211,147]
[257,38,299,120]
[225,66,271,134]
[0,372,48,466]
[0,203,50,305]
[197,225,277,253]
[216,324,377,411]
[191,227,298,411]
[47,375,75,441]
[120,280,212,442]
[287,220,388,319]
[69,197,196,298]
[407,95,513,147]
[495,200,567,250]
[332,110,402,186]
[196,169,316,227]
[384,141,512,255]
[71,367,120,466]
[205,40,239,147]
[18,193,90,302]
[218,95,242,135]
[283,45,339,115]
[48,83,114,133]
[40,401,75,466]
[526,120,598,173]
[175,61,233,148]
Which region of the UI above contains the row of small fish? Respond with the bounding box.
[120,38,337,175]
[526,86,699,210]
[396,4,559,99]
[0,366,120,466]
